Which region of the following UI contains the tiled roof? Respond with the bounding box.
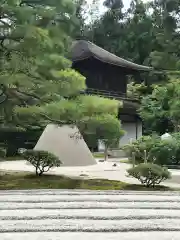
[72,40,152,71]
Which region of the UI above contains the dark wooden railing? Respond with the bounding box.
[82,88,139,102]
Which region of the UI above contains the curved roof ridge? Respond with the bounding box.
[72,40,152,71]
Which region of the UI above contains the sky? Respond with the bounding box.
[85,0,148,22]
[86,0,133,11]
[86,0,148,12]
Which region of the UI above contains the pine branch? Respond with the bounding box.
[41,113,75,125]
[0,19,11,28]
[19,1,35,7]
[15,89,41,101]
[0,39,10,56]
[0,35,22,41]
[0,84,7,104]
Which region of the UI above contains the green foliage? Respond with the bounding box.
[0,0,123,149]
[127,163,171,187]
[149,139,178,165]
[0,0,78,125]
[0,171,172,190]
[123,135,160,164]
[154,132,180,166]
[76,0,180,86]
[79,113,125,159]
[15,96,122,144]
[23,150,61,176]
[127,82,153,100]
[91,115,124,144]
[124,133,180,166]
[139,79,180,134]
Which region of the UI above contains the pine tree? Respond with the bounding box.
[0,0,78,124]
[0,0,123,145]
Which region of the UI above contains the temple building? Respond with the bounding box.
[71,40,152,149]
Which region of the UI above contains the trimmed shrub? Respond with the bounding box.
[127,163,171,187]
[23,150,61,176]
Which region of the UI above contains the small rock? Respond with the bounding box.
[79,174,89,177]
[99,159,105,162]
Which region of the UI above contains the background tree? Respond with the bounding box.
[74,0,88,39]
[83,0,180,69]
[139,79,180,134]
[127,82,153,100]
[75,0,180,137]
[78,0,180,98]
[98,115,124,161]
[79,114,124,160]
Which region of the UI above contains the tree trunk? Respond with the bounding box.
[38,171,43,176]
[36,167,43,176]
[104,145,108,161]
[36,167,39,176]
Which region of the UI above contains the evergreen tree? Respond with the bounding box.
[0,0,123,147]
[0,0,77,124]
[81,0,180,71]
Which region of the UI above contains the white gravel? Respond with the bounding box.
[1,218,180,232]
[1,190,180,239]
[2,201,180,210]
[1,209,180,220]
[1,159,180,239]
[1,232,180,240]
[1,194,180,202]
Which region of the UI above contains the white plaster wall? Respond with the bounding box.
[98,140,105,152]
[119,121,142,147]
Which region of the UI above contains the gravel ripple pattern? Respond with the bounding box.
[1,190,180,239]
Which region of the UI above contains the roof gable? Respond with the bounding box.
[72,40,152,72]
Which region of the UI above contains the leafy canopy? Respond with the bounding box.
[124,133,180,166]
[0,0,123,144]
[139,79,180,133]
